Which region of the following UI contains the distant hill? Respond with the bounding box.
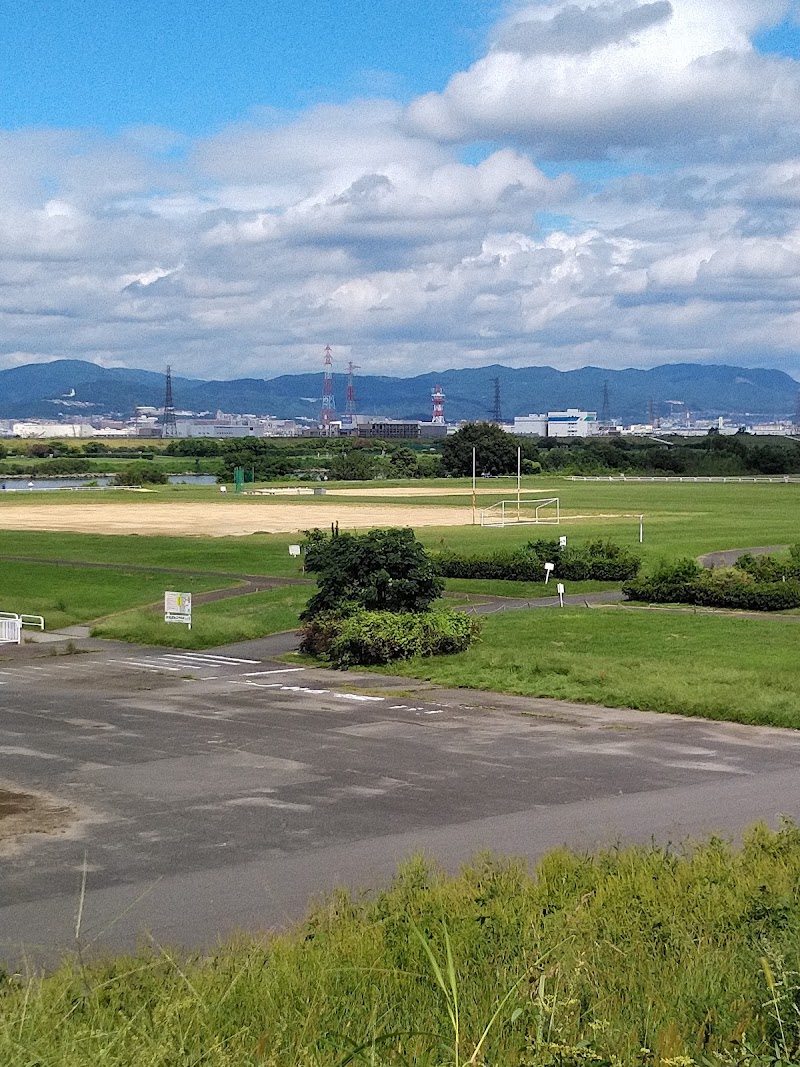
[0,359,797,422]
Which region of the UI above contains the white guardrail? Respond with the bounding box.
[568,475,800,483]
[0,612,45,644]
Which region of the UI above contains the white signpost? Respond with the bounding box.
[544,562,555,584]
[288,545,301,557]
[557,582,565,607]
[559,535,567,549]
[164,591,192,628]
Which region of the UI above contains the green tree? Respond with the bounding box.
[388,447,420,478]
[329,451,377,481]
[301,527,444,619]
[440,422,520,476]
[113,462,169,486]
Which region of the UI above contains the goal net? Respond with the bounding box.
[479,497,560,527]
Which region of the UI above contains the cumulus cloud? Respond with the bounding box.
[406,0,800,159]
[3,3,800,379]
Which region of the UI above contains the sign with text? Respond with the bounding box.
[164,591,192,627]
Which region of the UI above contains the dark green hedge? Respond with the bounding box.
[624,559,800,611]
[431,539,640,583]
[300,608,481,668]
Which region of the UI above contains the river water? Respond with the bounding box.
[0,474,218,491]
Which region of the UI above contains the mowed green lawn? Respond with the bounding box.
[93,586,309,649]
[0,529,306,578]
[377,606,800,728]
[0,560,239,630]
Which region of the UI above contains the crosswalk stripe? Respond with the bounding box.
[108,659,184,671]
[243,668,306,677]
[161,652,260,665]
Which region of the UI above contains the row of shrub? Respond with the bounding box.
[624,558,800,611]
[300,607,481,668]
[735,544,800,582]
[431,538,641,582]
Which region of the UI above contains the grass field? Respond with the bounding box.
[373,606,800,728]
[93,586,309,648]
[0,560,239,630]
[4,824,800,1066]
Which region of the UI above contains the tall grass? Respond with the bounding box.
[4,825,800,1065]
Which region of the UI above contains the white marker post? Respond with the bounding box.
[557,582,565,607]
[639,514,644,544]
[164,591,192,629]
[544,562,555,584]
[559,535,567,549]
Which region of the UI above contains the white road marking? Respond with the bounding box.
[108,659,183,672]
[334,693,385,703]
[243,668,306,677]
[162,652,260,665]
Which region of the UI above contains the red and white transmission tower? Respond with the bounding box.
[431,383,445,424]
[346,361,360,415]
[320,345,336,431]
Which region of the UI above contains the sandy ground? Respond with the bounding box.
[327,485,551,497]
[0,501,478,536]
[0,786,75,852]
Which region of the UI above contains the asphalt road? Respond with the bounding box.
[3,638,800,969]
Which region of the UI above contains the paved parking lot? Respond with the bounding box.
[3,639,800,967]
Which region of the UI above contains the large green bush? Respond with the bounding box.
[301,527,444,619]
[432,538,641,583]
[300,607,481,668]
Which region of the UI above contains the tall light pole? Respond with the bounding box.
[472,447,477,525]
[520,446,526,520]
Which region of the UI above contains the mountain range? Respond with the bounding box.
[0,359,797,423]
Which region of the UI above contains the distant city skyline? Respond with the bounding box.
[1,1,800,379]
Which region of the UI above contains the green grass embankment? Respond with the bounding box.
[374,606,800,728]
[93,586,309,649]
[4,826,800,1065]
[0,560,239,631]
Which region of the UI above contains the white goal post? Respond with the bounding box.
[480,497,560,527]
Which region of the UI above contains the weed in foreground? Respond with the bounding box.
[5,826,800,1065]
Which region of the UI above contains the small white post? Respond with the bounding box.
[557,582,565,607]
[544,562,555,584]
[472,447,476,525]
[639,514,644,543]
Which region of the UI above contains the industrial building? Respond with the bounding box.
[513,409,598,438]
[337,415,447,439]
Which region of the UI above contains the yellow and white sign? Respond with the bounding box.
[164,591,192,627]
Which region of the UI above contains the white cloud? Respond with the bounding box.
[406,0,800,159]
[3,6,800,380]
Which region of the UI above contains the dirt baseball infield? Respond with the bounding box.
[0,501,477,536]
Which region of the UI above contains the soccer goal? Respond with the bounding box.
[479,497,560,527]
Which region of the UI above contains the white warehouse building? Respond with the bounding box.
[513,409,598,438]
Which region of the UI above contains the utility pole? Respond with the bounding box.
[160,365,178,438]
[489,377,503,423]
[600,381,610,428]
[321,345,336,433]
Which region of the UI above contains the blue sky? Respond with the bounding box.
[1,0,494,132]
[2,0,800,380]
